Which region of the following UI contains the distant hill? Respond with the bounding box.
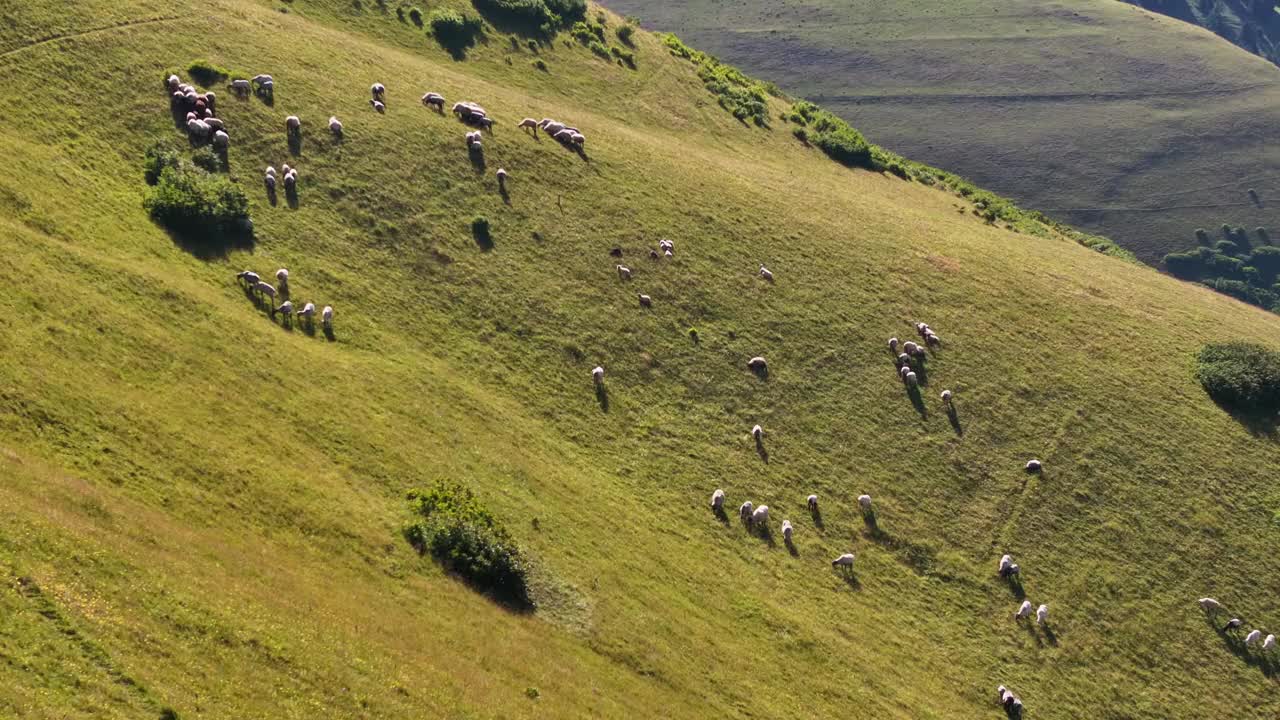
[600,0,1280,265]
[1124,0,1280,67]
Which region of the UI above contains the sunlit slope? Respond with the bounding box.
[1,1,1279,718]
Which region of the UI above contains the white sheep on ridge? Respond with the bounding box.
[1015,600,1033,620]
[781,520,793,542]
[710,489,725,512]
[831,553,855,568]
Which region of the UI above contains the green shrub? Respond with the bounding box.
[588,40,610,59]
[1258,227,1271,245]
[143,143,181,185]
[663,33,770,126]
[472,0,570,35]
[1196,342,1280,416]
[531,58,548,71]
[1164,250,1205,280]
[190,146,222,173]
[570,20,605,43]
[609,45,635,68]
[408,6,423,25]
[616,22,635,46]
[1195,228,1210,245]
[789,101,873,169]
[430,9,483,56]
[527,39,539,52]
[143,157,252,248]
[187,59,230,86]
[792,126,808,143]
[402,482,530,605]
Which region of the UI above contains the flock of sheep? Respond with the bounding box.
[234,268,334,332]
[1198,598,1280,655]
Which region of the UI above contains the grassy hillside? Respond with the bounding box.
[3,0,1280,718]
[1124,0,1280,68]
[600,0,1280,265]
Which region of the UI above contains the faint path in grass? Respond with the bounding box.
[810,81,1280,105]
[0,15,180,60]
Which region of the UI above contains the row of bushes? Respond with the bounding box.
[662,34,775,126]
[788,101,873,169]
[570,20,635,67]
[1164,224,1280,312]
[472,0,585,36]
[402,481,530,606]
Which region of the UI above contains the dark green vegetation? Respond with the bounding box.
[142,144,252,256]
[429,8,484,56]
[1197,342,1280,419]
[1125,0,1280,67]
[5,0,1280,717]
[602,0,1280,265]
[1164,224,1280,311]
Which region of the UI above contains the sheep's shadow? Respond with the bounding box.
[712,507,729,525]
[256,90,274,107]
[300,318,316,337]
[169,102,188,129]
[473,223,494,252]
[595,384,609,413]
[1003,703,1024,720]
[287,133,302,156]
[906,385,927,419]
[266,184,278,207]
[1042,623,1059,647]
[323,325,336,342]
[214,147,229,172]
[285,185,299,209]
[861,508,880,534]
[750,366,769,381]
[1001,571,1026,600]
[273,312,294,331]
[469,148,487,174]
[947,405,963,436]
[572,145,590,163]
[277,280,291,301]
[499,184,511,206]
[913,360,929,386]
[331,130,344,146]
[810,507,824,531]
[835,569,861,590]
[755,525,775,548]
[784,537,798,557]
[754,438,769,464]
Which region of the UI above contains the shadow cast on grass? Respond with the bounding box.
[285,184,299,209]
[907,384,927,419]
[755,437,769,464]
[810,506,824,531]
[163,224,254,261]
[595,384,609,413]
[784,537,798,557]
[712,507,729,525]
[287,133,302,156]
[323,325,337,342]
[947,404,963,435]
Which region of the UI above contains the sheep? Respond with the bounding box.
[897,352,912,367]
[371,82,385,99]
[322,305,334,329]
[236,270,261,286]
[185,111,198,122]
[592,366,604,385]
[888,337,899,352]
[297,302,316,321]
[1265,635,1277,651]
[282,163,291,175]
[925,332,941,348]
[664,249,673,258]
[751,505,769,526]
[1036,604,1049,625]
[941,389,953,406]
[554,129,574,143]
[807,494,818,512]
[1246,629,1263,645]
[858,494,872,511]
[903,341,918,355]
[471,140,483,152]
[739,501,754,522]
[751,424,764,442]
[831,553,855,568]
[781,520,793,542]
[746,357,768,373]
[649,249,660,260]
[1025,459,1042,473]
[616,265,632,281]
[275,268,290,290]
[370,100,385,113]
[1015,600,1033,620]
[266,165,277,177]
[638,294,652,308]
[206,117,225,131]
[544,121,566,135]
[329,116,343,136]
[475,116,495,131]
[1225,618,1244,631]
[1198,597,1223,613]
[710,489,725,512]
[496,168,508,189]
[572,133,585,146]
[999,554,1013,575]
[899,366,911,381]
[166,73,180,90]
[916,322,930,338]
[252,74,273,86]
[452,102,468,116]
[258,80,274,96]
[187,118,210,136]
[204,91,216,109]
[518,117,538,134]
[231,78,251,95]
[273,300,294,318]
[905,371,918,386]
[284,172,297,190]
[254,281,277,301]
[264,174,277,191]
[759,265,774,282]
[422,93,445,110]
[212,130,229,148]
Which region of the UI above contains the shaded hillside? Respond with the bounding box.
[1125,0,1280,67]
[600,0,1280,265]
[2,0,1280,718]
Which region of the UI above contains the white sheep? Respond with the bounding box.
[888,337,899,352]
[518,117,538,134]
[329,116,343,135]
[999,554,1013,574]
[664,249,673,258]
[231,78,251,95]
[281,163,291,175]
[751,505,769,526]
[897,352,911,367]
[751,424,763,442]
[254,281,277,300]
[572,133,585,146]
[1015,600,1033,620]
[476,117,495,130]
[284,171,297,189]
[807,494,818,512]
[941,389,953,406]
[903,341,918,354]
[759,265,773,282]
[638,294,652,308]
[298,302,316,320]
[275,268,289,284]
[746,357,768,373]
[925,332,941,347]
[616,265,632,281]
[905,371,918,386]
[496,168,508,187]
[710,489,725,512]
[252,74,273,86]
[322,305,334,328]
[258,79,274,95]
[1025,459,1042,473]
[212,130,229,148]
[739,501,754,521]
[236,270,261,286]
[831,553,855,568]
[781,520,793,542]
[285,115,300,135]
[1036,604,1049,625]
[166,73,180,89]
[554,129,574,143]
[1264,635,1276,651]
[544,121,565,135]
[899,366,911,381]
[371,82,385,99]
[370,100,385,113]
[471,139,483,152]
[274,300,293,317]
[592,366,604,385]
[423,93,444,110]
[1246,629,1263,645]
[186,118,210,136]
[206,117,225,131]
[1198,597,1222,613]
[857,494,872,511]
[264,174,277,191]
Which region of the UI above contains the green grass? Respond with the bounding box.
[2,0,1280,718]
[603,0,1280,265]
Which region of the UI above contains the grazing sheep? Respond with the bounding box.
[370,100,385,113]
[236,270,261,286]
[371,82,385,99]
[204,91,216,109]
[751,505,769,526]
[638,294,652,308]
[1007,563,1020,577]
[903,341,918,355]
[273,300,293,318]
[554,129,574,143]
[831,553,855,568]
[284,171,297,190]
[916,322,929,338]
[781,520,793,542]
[591,366,604,385]
[187,118,210,137]
[746,357,768,373]
[1036,604,1049,625]
[264,174,277,191]
[423,93,445,110]
[739,501,754,521]
[275,269,289,289]
[471,140,483,151]
[751,424,763,442]
[1246,630,1263,645]
[664,249,673,258]
[905,371,918,386]
[616,265,632,281]
[807,494,818,512]
[212,130,229,148]
[258,80,274,96]
[254,281,277,301]
[649,249,660,260]
[1025,459,1042,473]
[266,165,277,177]
[1015,600,1033,620]
[1199,597,1223,613]
[298,302,316,321]
[518,117,538,134]
[899,366,911,381]
[710,489,725,512]
[496,168,508,188]
[999,554,1013,575]
[252,74,273,86]
[231,78,251,95]
[1264,635,1276,651]
[941,389,953,406]
[759,265,774,282]
[322,305,334,328]
[889,337,899,352]
[475,116,495,130]
[544,121,566,135]
[1225,618,1244,631]
[897,352,912,367]
[572,133,585,146]
[166,73,180,90]
[858,494,872,511]
[925,332,941,348]
[329,116,343,136]
[206,117,225,131]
